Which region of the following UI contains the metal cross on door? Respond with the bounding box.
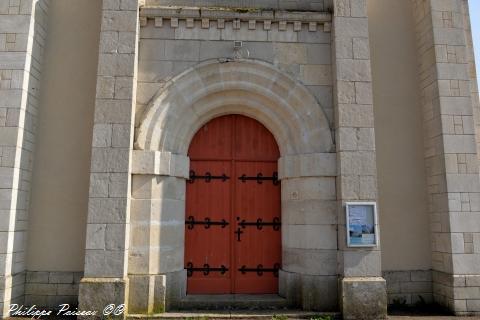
[185,115,281,294]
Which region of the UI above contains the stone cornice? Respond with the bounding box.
[140,6,331,30]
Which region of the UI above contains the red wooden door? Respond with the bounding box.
[185,115,281,294]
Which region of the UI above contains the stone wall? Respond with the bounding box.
[78,0,140,314]
[128,5,338,313]
[26,0,101,273]
[24,271,83,307]
[0,0,49,314]
[384,270,433,306]
[331,1,387,318]
[40,0,480,318]
[411,0,480,315]
[136,8,334,129]
[367,0,432,272]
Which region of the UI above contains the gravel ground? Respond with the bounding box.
[389,317,480,320]
[6,316,480,320]
[7,316,480,320]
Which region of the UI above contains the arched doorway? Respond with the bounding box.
[185,115,281,294]
[130,60,337,311]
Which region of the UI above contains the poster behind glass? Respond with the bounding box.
[346,202,377,247]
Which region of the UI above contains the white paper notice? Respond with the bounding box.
[349,205,367,225]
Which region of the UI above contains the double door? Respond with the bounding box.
[185,115,281,294]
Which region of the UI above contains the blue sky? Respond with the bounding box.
[471,0,480,84]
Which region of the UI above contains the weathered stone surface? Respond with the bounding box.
[336,59,372,82]
[300,64,332,85]
[279,270,301,307]
[128,275,150,313]
[278,153,336,178]
[131,151,189,178]
[25,283,56,296]
[78,278,127,318]
[57,284,79,296]
[84,249,127,277]
[102,10,138,32]
[282,177,336,201]
[334,17,369,37]
[284,224,337,250]
[49,272,74,284]
[342,250,382,277]
[153,274,167,312]
[96,76,115,99]
[26,271,49,284]
[164,270,186,309]
[341,277,387,320]
[283,248,337,275]
[87,198,128,224]
[301,274,338,311]
[282,199,337,225]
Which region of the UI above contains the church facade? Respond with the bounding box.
[0,0,480,318]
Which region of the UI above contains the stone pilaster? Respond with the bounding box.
[411,0,480,315]
[127,151,189,313]
[78,0,140,316]
[279,153,338,311]
[0,0,49,316]
[332,0,386,319]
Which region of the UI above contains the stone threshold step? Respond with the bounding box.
[127,310,340,319]
[173,294,290,310]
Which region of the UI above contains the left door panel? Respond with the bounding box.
[185,160,232,294]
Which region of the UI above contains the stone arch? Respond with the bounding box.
[135,59,334,156]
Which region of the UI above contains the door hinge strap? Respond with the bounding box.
[188,170,230,183]
[238,217,281,230]
[186,262,228,277]
[238,172,279,185]
[238,263,280,277]
[186,216,229,229]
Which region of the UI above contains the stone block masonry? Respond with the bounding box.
[0,0,50,316]
[384,270,433,305]
[137,7,335,127]
[331,0,386,318]
[411,0,480,315]
[24,272,83,308]
[132,54,336,311]
[79,0,140,315]
[6,0,475,318]
[130,0,339,312]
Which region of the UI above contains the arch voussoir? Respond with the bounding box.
[135,59,334,156]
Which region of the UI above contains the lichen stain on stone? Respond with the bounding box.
[152,303,165,314]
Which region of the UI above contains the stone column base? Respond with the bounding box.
[340,277,387,320]
[78,277,128,319]
[128,270,186,315]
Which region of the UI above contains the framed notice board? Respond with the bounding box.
[345,202,378,247]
